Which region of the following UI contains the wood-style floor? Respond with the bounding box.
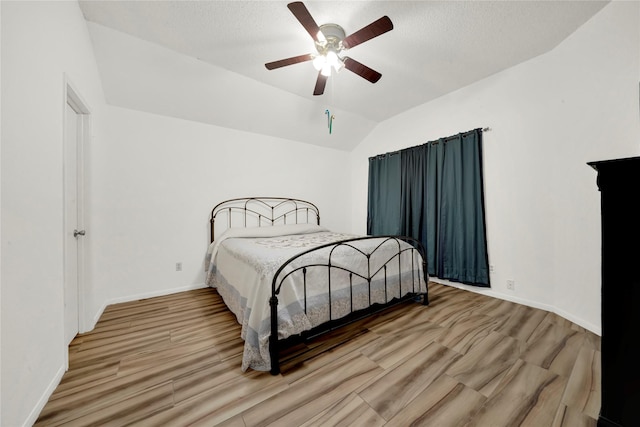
[36,282,601,426]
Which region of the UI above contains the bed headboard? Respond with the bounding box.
[210,197,320,243]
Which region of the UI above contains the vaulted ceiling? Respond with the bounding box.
[79,1,609,150]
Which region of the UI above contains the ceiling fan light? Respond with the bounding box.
[326,50,344,72]
[312,55,326,71]
[321,63,332,77]
[326,50,339,67]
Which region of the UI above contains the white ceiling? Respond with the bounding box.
[79,1,609,150]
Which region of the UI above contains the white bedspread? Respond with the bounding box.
[205,224,426,371]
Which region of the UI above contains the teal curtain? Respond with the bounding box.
[367,152,402,235]
[367,129,489,287]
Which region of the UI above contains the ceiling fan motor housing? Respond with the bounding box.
[316,23,346,55]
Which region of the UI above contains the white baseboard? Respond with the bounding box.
[554,306,601,335]
[86,283,207,332]
[106,282,208,306]
[88,300,108,332]
[431,278,601,335]
[23,364,65,427]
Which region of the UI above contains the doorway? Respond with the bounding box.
[63,79,90,356]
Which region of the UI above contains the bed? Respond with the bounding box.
[205,197,429,374]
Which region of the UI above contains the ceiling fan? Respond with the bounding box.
[265,2,393,96]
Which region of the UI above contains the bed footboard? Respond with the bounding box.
[269,236,429,375]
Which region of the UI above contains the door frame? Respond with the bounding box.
[62,75,91,359]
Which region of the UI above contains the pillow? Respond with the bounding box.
[217,223,327,241]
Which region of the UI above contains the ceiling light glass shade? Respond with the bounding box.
[326,50,339,67]
[313,48,344,75]
[313,55,326,71]
[325,50,345,73]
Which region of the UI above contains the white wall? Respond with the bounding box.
[545,1,639,333]
[86,105,351,330]
[350,1,640,333]
[1,1,106,426]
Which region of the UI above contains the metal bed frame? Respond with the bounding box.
[210,197,429,375]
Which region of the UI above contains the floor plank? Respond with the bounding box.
[446,330,522,398]
[466,359,567,427]
[242,351,382,426]
[358,341,462,421]
[384,374,486,426]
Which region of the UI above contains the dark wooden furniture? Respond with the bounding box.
[589,157,640,427]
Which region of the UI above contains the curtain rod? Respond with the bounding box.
[431,127,489,144]
[369,127,489,160]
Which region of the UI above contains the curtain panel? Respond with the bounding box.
[367,129,490,287]
[367,152,402,235]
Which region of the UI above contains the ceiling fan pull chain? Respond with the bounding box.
[325,109,334,134]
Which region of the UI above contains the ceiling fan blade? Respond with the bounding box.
[265,54,313,70]
[342,16,393,50]
[343,57,382,83]
[313,72,328,95]
[287,2,321,42]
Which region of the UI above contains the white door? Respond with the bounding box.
[64,102,80,345]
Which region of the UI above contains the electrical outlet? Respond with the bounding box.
[506,279,515,290]
[490,264,495,273]
[176,262,182,272]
